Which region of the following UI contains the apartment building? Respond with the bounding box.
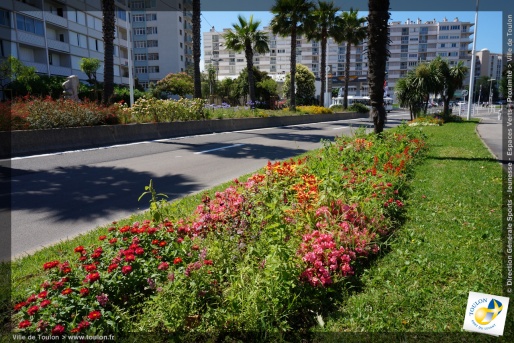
[0,0,193,90]
[475,48,503,81]
[203,16,474,100]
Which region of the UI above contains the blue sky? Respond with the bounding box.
[200,10,503,69]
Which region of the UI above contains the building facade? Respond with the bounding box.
[475,48,503,81]
[0,0,192,89]
[203,16,475,100]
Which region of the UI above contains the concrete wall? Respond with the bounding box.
[1,112,367,158]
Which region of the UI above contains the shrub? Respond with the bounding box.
[129,96,206,123]
[296,105,332,114]
[348,103,370,113]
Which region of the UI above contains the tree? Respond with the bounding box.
[192,0,202,98]
[282,64,316,105]
[304,1,341,107]
[410,62,442,114]
[270,0,314,111]
[0,56,39,100]
[335,8,367,109]
[435,58,468,116]
[394,71,424,120]
[223,15,269,107]
[101,0,115,105]
[79,57,101,101]
[367,0,390,134]
[151,72,194,98]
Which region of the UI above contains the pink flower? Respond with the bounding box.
[157,262,169,271]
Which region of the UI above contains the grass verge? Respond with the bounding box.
[316,120,511,340]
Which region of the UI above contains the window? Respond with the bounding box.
[131,1,145,9]
[134,53,147,60]
[440,25,449,31]
[147,40,158,47]
[409,53,417,58]
[148,53,159,60]
[146,14,157,21]
[116,7,126,21]
[440,43,446,48]
[135,66,147,73]
[236,58,244,62]
[450,25,460,30]
[449,51,458,57]
[70,32,87,48]
[132,14,145,22]
[147,27,157,34]
[134,28,145,35]
[0,9,10,27]
[450,35,460,39]
[278,49,286,53]
[179,29,182,35]
[16,14,44,36]
[148,66,159,73]
[451,43,457,48]
[439,35,448,39]
[134,40,146,48]
[180,55,183,61]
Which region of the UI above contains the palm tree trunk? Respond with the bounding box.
[245,46,256,106]
[367,0,389,134]
[344,45,351,109]
[320,33,327,106]
[101,0,115,105]
[193,0,202,99]
[290,26,297,111]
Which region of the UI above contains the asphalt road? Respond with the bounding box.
[8,111,411,260]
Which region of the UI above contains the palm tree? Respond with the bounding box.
[270,0,314,111]
[101,0,115,105]
[367,0,389,134]
[410,62,442,114]
[304,1,340,107]
[192,0,202,99]
[395,71,424,120]
[335,8,367,109]
[433,57,468,116]
[223,15,269,106]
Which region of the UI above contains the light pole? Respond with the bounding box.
[466,0,480,120]
[488,78,495,106]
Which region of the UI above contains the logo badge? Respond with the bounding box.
[463,292,510,336]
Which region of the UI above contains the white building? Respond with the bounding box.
[203,16,474,101]
[0,0,193,89]
[475,48,503,81]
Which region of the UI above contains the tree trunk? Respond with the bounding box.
[319,32,327,107]
[193,0,202,99]
[101,0,115,105]
[245,46,256,106]
[367,0,390,134]
[290,26,297,111]
[344,44,351,109]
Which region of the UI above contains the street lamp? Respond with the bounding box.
[466,0,480,120]
[488,78,495,106]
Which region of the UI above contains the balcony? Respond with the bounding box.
[49,65,72,77]
[24,61,48,74]
[47,38,69,52]
[17,31,46,47]
[14,1,43,19]
[44,12,67,27]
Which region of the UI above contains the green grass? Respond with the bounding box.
[316,121,511,340]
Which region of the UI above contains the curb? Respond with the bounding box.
[1,112,367,158]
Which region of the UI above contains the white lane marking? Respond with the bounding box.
[194,143,245,155]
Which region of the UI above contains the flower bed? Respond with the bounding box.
[12,125,427,335]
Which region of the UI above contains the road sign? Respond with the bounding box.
[462,90,468,96]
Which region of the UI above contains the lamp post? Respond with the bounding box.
[488,78,495,106]
[466,0,480,120]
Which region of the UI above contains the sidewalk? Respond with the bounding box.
[475,115,504,163]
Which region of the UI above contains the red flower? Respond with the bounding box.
[26,294,37,303]
[157,262,169,270]
[79,288,89,297]
[173,257,182,265]
[74,246,85,253]
[125,254,135,262]
[38,291,48,299]
[13,301,27,312]
[99,235,107,240]
[78,256,87,262]
[85,272,100,283]
[107,263,119,273]
[43,260,59,270]
[151,239,159,245]
[91,251,102,259]
[159,241,167,247]
[87,310,101,321]
[78,320,90,330]
[40,299,51,308]
[191,245,200,251]
[18,320,31,329]
[109,238,117,244]
[203,260,213,265]
[135,247,145,255]
[121,265,132,275]
[84,264,97,272]
[27,305,39,316]
[61,288,73,295]
[51,324,65,335]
